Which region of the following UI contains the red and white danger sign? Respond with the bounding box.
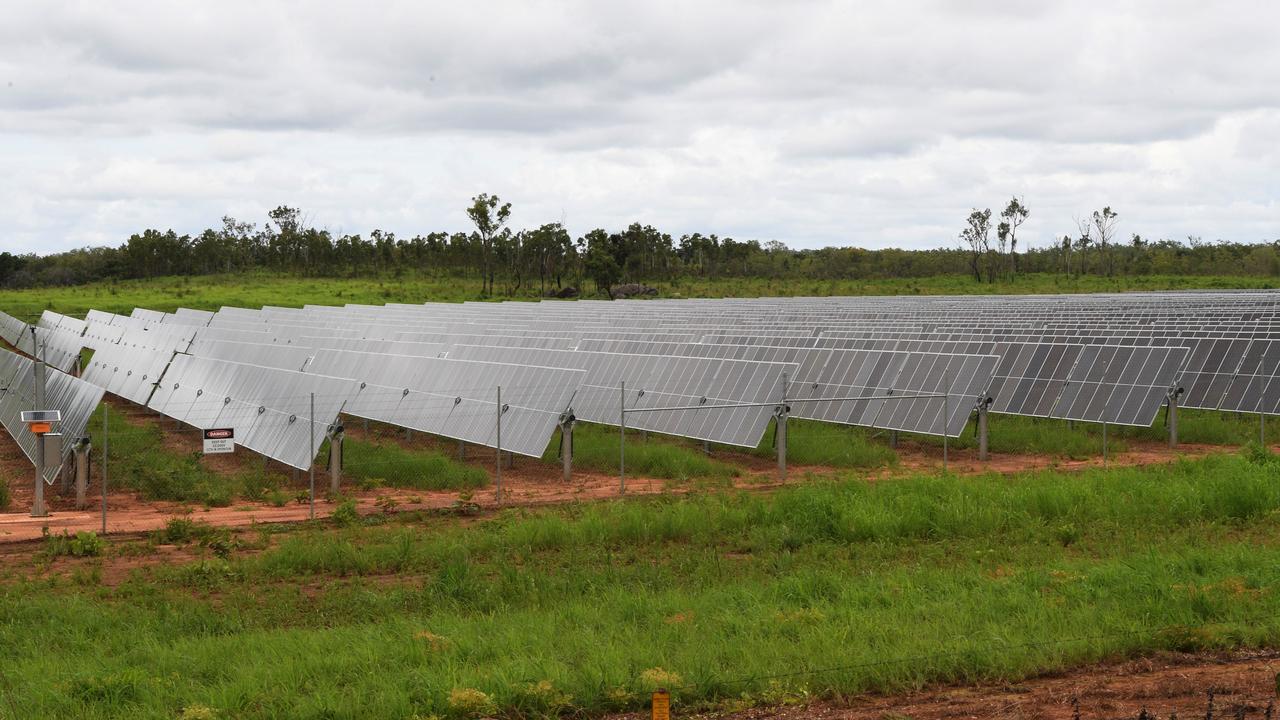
[202,428,235,454]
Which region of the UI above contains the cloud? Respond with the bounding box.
[1,0,1278,255]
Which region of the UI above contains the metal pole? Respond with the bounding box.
[308,393,315,520]
[1167,392,1179,448]
[495,385,503,503]
[329,428,343,494]
[31,327,47,518]
[74,439,90,509]
[777,372,788,482]
[942,385,949,474]
[561,418,574,482]
[101,404,108,534]
[1261,413,1266,447]
[889,430,898,449]
[619,380,626,494]
[977,402,989,461]
[1102,415,1109,467]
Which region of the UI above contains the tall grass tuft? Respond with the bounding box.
[341,438,488,491]
[545,424,740,480]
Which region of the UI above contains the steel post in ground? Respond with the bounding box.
[101,404,108,534]
[561,417,574,482]
[619,381,626,494]
[329,426,343,494]
[777,373,789,482]
[1262,413,1267,447]
[889,430,898,449]
[73,438,90,509]
[1168,391,1179,448]
[308,393,315,520]
[977,402,989,461]
[942,388,949,474]
[1102,416,1109,467]
[495,385,503,503]
[31,331,48,518]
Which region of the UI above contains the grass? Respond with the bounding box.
[1,271,1276,322]
[92,403,289,507]
[339,437,489,491]
[545,423,742,481]
[748,418,899,469]
[4,452,1280,718]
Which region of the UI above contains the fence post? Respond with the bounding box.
[619,380,626,495]
[309,392,315,520]
[101,403,108,535]
[495,385,503,503]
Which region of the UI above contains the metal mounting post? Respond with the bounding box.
[73,437,91,509]
[977,399,990,461]
[1261,413,1267,447]
[560,413,575,482]
[1102,415,1109,467]
[619,380,626,494]
[31,330,48,518]
[889,430,898,449]
[458,439,466,460]
[1167,388,1180,448]
[942,386,949,473]
[777,372,789,482]
[328,424,344,494]
[101,403,108,534]
[308,392,315,520]
[495,385,503,503]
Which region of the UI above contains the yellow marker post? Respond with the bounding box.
[651,689,670,720]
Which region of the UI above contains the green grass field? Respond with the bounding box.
[4,452,1280,719]
[1,271,1276,321]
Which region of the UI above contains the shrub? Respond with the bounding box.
[42,528,105,558]
[332,499,360,527]
[447,687,496,718]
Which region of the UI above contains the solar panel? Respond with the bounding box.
[448,344,796,447]
[0,347,104,481]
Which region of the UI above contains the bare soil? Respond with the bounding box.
[612,651,1280,720]
[0,410,1239,544]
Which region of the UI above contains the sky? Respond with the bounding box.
[2,0,1278,255]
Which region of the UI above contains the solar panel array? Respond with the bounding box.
[8,290,1280,475]
[0,347,104,482]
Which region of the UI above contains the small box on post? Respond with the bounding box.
[41,433,63,466]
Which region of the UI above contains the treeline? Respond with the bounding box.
[2,196,1279,296]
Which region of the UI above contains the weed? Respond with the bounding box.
[331,499,360,527]
[42,528,105,558]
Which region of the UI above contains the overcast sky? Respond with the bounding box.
[2,1,1278,255]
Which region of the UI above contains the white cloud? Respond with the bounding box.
[1,0,1278,256]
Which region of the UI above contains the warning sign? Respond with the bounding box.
[203,428,235,454]
[651,690,670,720]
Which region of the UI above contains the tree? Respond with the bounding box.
[1091,206,1118,277]
[1074,217,1093,276]
[465,193,512,296]
[1000,197,1029,278]
[582,232,621,298]
[959,209,992,282]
